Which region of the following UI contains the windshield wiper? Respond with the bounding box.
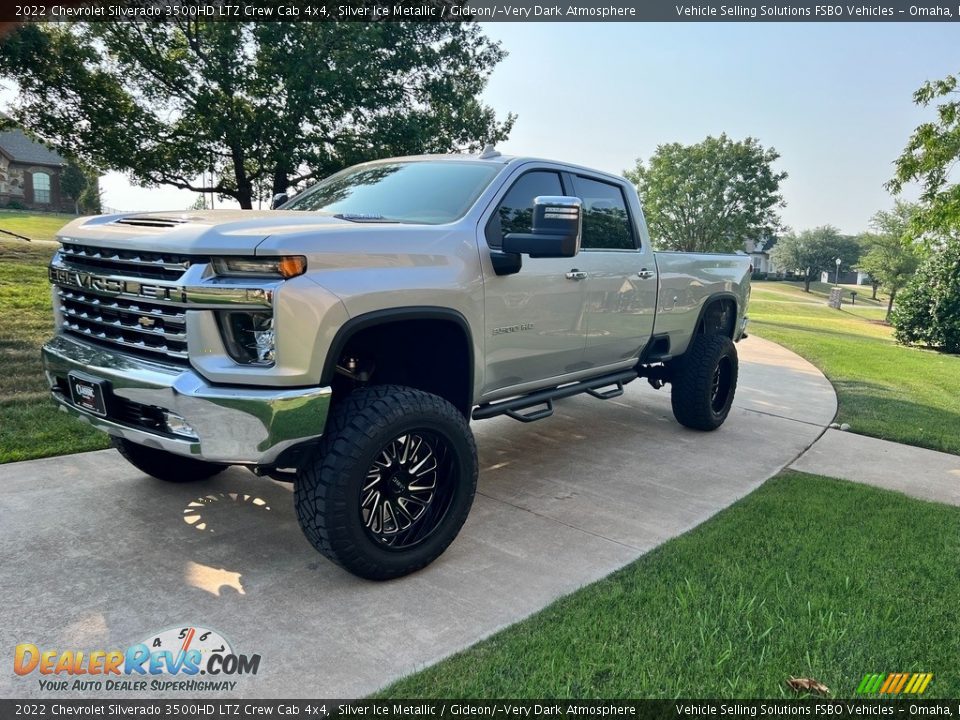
[333,213,399,223]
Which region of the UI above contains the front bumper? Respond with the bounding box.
[42,334,331,465]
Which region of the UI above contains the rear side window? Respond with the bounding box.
[486,171,564,248]
[573,176,635,250]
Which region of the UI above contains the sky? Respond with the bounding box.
[9,22,958,234]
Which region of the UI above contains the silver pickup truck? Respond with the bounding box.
[42,151,751,580]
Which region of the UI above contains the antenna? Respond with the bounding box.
[479,144,501,159]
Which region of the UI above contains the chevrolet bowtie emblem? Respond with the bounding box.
[138,316,156,328]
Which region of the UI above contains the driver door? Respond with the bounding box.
[479,169,588,397]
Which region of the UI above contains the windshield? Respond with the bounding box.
[284,161,500,224]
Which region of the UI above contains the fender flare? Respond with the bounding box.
[693,292,740,338]
[320,306,475,388]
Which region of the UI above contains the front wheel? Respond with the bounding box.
[112,437,228,482]
[294,385,478,581]
[670,334,739,431]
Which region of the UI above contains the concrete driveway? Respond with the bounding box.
[0,336,836,698]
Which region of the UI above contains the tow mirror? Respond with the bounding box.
[271,192,289,210]
[502,196,582,258]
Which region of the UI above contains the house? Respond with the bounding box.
[820,269,872,286]
[0,127,71,212]
[744,235,779,276]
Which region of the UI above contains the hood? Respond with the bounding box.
[54,209,361,255]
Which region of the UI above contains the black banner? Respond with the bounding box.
[5,0,960,23]
[0,700,957,719]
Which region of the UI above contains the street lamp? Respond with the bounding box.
[835,257,842,287]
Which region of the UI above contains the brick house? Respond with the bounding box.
[0,128,71,212]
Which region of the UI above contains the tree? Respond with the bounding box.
[891,234,960,353]
[886,70,960,350]
[888,72,960,237]
[624,134,787,253]
[856,201,923,321]
[0,23,514,209]
[769,226,861,293]
[60,162,88,215]
[77,177,102,215]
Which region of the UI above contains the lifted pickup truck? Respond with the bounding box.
[42,151,750,580]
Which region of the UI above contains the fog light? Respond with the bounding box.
[218,311,276,366]
[163,411,198,439]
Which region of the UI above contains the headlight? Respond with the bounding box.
[211,256,307,279]
[218,311,276,365]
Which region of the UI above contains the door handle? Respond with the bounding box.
[565,270,588,280]
[637,268,655,280]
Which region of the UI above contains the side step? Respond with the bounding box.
[472,369,637,423]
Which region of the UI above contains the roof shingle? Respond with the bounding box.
[0,129,65,166]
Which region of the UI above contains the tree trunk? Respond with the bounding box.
[871,281,879,300]
[804,273,811,293]
[272,167,289,197]
[230,144,253,209]
[236,186,253,210]
[886,288,897,323]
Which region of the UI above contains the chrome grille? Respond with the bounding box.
[57,289,189,361]
[60,242,200,281]
[53,243,196,363]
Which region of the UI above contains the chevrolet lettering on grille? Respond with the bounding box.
[48,266,185,303]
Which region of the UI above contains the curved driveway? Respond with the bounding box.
[0,336,836,698]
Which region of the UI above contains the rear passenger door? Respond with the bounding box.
[480,169,588,396]
[569,174,657,369]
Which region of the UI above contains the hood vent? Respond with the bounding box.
[113,215,189,229]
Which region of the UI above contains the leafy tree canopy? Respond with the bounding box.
[888,72,960,236]
[624,133,787,253]
[59,163,88,214]
[856,201,923,320]
[0,22,514,209]
[769,225,861,292]
[891,233,960,353]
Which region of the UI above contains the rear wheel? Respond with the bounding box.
[294,385,477,581]
[670,334,739,431]
[112,437,228,482]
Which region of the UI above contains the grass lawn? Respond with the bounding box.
[0,238,110,463]
[749,280,960,456]
[383,471,960,699]
[0,209,77,243]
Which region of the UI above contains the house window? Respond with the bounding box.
[33,171,51,204]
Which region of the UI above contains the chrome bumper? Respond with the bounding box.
[41,334,331,465]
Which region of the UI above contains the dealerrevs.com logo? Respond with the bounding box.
[13,625,261,693]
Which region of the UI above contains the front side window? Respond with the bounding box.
[486,170,564,248]
[573,176,635,250]
[32,171,51,204]
[284,161,499,225]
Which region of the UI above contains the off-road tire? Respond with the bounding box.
[112,437,228,482]
[670,334,739,431]
[294,385,478,581]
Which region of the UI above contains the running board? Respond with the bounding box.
[472,370,638,423]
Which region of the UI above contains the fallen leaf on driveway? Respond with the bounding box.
[786,677,831,695]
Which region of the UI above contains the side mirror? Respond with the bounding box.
[271,192,289,210]
[502,196,582,258]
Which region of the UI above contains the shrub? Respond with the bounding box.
[5,200,26,210]
[892,236,960,353]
